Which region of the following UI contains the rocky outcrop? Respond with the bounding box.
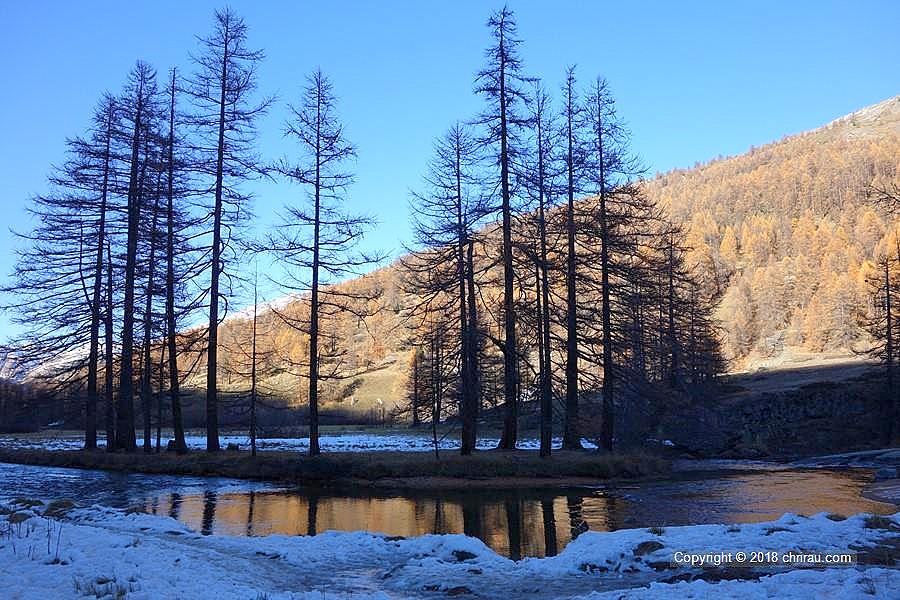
[660,371,891,458]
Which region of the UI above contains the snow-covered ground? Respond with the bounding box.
[0,432,598,453]
[791,448,900,469]
[2,497,898,599]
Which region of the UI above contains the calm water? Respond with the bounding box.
[1,461,894,558]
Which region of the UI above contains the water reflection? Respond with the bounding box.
[505,499,522,560]
[201,490,217,536]
[168,492,182,520]
[2,461,895,559]
[541,500,557,557]
[307,493,317,536]
[136,469,896,558]
[246,491,256,536]
[142,489,575,557]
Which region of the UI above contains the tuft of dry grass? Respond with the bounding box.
[73,576,134,599]
[864,515,898,530]
[7,512,32,525]
[43,499,75,519]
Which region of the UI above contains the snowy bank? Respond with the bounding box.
[2,497,899,599]
[0,432,598,453]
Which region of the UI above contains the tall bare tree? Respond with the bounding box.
[140,185,163,452]
[866,184,900,441]
[186,8,271,451]
[475,6,532,449]
[219,264,283,457]
[268,70,379,456]
[560,67,588,449]
[3,95,125,444]
[79,96,119,450]
[404,124,487,455]
[116,61,159,451]
[865,252,899,442]
[163,67,190,454]
[104,241,116,449]
[582,77,641,451]
[520,82,560,456]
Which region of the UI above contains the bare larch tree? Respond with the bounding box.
[403,123,487,455]
[268,70,380,456]
[475,6,532,449]
[116,61,159,451]
[186,8,270,451]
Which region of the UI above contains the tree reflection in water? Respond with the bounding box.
[123,468,893,558]
[433,499,445,535]
[201,490,217,536]
[168,492,181,521]
[246,491,256,536]
[307,493,318,536]
[505,499,523,561]
[541,499,558,557]
[462,500,482,539]
[567,495,587,540]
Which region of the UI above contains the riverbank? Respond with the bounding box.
[3,497,898,599]
[0,447,669,490]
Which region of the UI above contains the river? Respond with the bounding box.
[1,459,894,559]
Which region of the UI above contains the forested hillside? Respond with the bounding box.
[206,97,900,415]
[646,96,900,365]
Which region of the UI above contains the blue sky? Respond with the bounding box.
[0,1,898,341]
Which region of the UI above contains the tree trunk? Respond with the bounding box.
[431,327,440,459]
[885,259,895,442]
[117,78,147,452]
[465,240,480,441]
[104,242,115,451]
[535,261,547,451]
[250,270,259,458]
[308,88,322,458]
[497,25,518,450]
[141,192,161,452]
[156,339,164,452]
[165,69,187,455]
[597,90,615,452]
[456,139,476,456]
[412,352,420,426]
[563,78,582,450]
[85,110,113,450]
[667,236,679,388]
[206,35,231,453]
[537,108,554,458]
[597,115,614,452]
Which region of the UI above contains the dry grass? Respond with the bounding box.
[0,447,668,489]
[864,515,899,530]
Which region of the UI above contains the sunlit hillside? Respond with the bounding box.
[200,97,900,414]
[647,96,900,367]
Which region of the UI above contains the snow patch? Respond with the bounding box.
[3,496,898,599]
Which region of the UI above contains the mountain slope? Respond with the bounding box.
[209,96,900,414]
[644,96,900,366]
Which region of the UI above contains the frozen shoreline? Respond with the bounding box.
[0,431,599,453]
[2,497,899,599]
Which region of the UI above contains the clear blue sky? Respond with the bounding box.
[1,1,898,341]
